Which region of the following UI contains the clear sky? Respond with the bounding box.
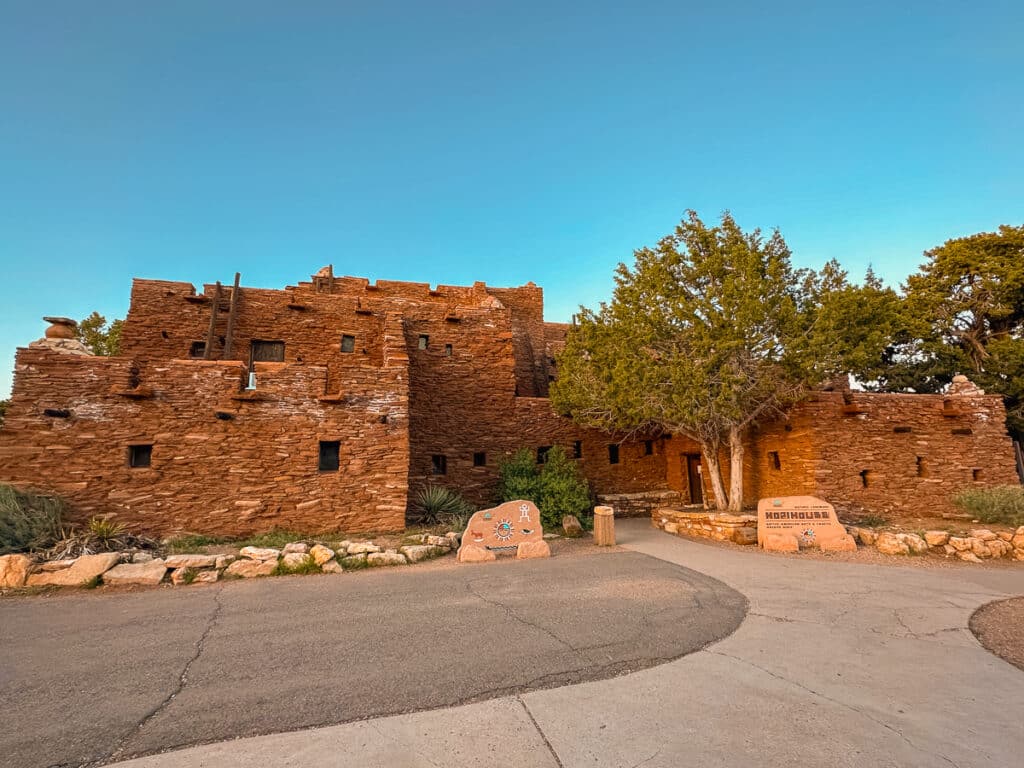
[2,1,1022,397]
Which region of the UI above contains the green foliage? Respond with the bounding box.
[412,484,475,527]
[853,514,888,529]
[81,574,103,589]
[179,567,198,585]
[0,485,65,555]
[877,225,1024,437]
[164,533,231,553]
[235,529,315,549]
[76,312,123,356]
[272,556,321,576]
[497,446,592,530]
[87,516,127,544]
[953,486,1024,527]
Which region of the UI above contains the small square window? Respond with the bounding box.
[252,340,285,362]
[431,454,447,475]
[473,451,487,467]
[189,341,206,358]
[644,439,654,456]
[418,335,429,350]
[445,343,453,357]
[573,440,582,459]
[537,446,551,464]
[341,334,356,353]
[319,440,340,472]
[128,444,152,468]
[608,444,620,465]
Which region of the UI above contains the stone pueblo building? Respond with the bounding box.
[0,267,1018,537]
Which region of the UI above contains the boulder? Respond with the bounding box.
[164,554,219,569]
[170,567,194,585]
[969,529,997,541]
[987,540,1010,558]
[283,542,309,554]
[997,531,1014,542]
[340,553,368,568]
[346,542,381,555]
[367,552,407,567]
[948,537,971,552]
[321,560,344,574]
[1014,549,1024,562]
[0,554,33,588]
[516,540,551,560]
[37,559,76,572]
[309,544,336,566]
[238,546,281,561]
[899,533,929,554]
[562,515,584,538]
[225,558,276,578]
[215,555,235,569]
[400,544,446,563]
[193,570,219,584]
[969,538,991,558]
[281,552,313,569]
[1011,533,1024,550]
[820,534,857,553]
[958,551,983,563]
[103,560,168,586]
[857,529,877,546]
[132,552,155,563]
[924,531,950,547]
[875,533,910,556]
[943,544,956,555]
[425,535,452,549]
[456,545,496,563]
[663,522,679,534]
[27,553,120,587]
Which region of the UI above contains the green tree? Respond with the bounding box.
[497,446,592,530]
[552,211,890,512]
[878,225,1024,436]
[76,312,123,356]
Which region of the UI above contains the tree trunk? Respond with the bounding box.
[701,442,729,511]
[727,426,745,513]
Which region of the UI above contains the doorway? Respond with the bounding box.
[684,454,703,505]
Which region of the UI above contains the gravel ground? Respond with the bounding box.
[970,597,1024,671]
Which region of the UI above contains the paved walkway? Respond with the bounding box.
[1,548,743,768]
[109,519,1024,768]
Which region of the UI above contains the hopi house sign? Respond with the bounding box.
[757,496,856,553]
[457,500,551,562]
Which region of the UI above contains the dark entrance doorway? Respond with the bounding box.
[685,454,703,505]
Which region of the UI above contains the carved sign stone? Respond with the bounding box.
[457,500,551,563]
[757,495,857,553]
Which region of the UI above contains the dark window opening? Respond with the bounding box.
[537,446,551,464]
[916,456,928,478]
[341,334,356,353]
[189,341,206,358]
[573,440,582,459]
[431,454,447,475]
[973,468,983,481]
[379,414,388,424]
[608,444,620,465]
[161,330,169,340]
[319,440,340,472]
[43,408,71,418]
[860,469,871,488]
[893,426,912,434]
[951,427,973,435]
[644,440,654,456]
[769,451,781,470]
[128,444,153,468]
[473,451,487,467]
[251,340,285,362]
[445,343,453,357]
[418,335,429,350]
[784,424,793,432]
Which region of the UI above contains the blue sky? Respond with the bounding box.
[2,1,1022,397]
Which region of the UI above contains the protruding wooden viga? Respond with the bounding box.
[594,505,615,546]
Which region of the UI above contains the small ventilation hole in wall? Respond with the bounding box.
[860,469,871,488]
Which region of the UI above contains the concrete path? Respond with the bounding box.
[0,549,744,768]
[107,519,1024,768]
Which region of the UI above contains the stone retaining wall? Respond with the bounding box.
[653,507,758,545]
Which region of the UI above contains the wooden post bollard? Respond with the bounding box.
[594,505,615,546]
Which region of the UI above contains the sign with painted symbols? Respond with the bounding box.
[457,500,550,562]
[756,495,856,552]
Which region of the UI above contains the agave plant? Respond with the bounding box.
[413,485,475,527]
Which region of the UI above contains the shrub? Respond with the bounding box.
[497,446,593,531]
[272,556,322,576]
[0,485,65,555]
[953,486,1024,527]
[413,485,475,528]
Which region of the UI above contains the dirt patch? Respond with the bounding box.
[970,597,1024,671]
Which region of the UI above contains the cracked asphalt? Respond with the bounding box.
[105,519,1024,768]
[0,550,744,768]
